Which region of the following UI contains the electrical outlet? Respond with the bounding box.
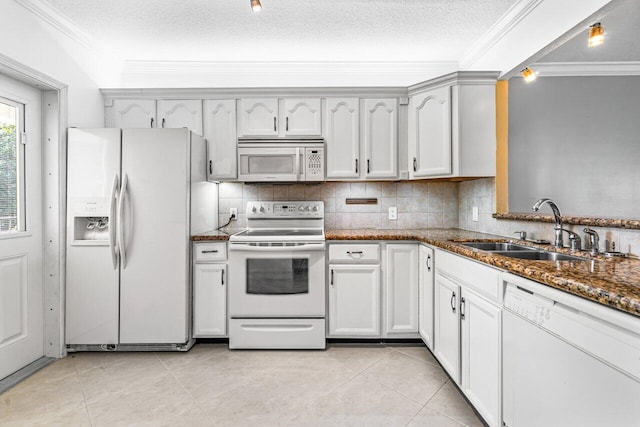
[388,207,397,220]
[472,206,479,222]
[230,208,237,219]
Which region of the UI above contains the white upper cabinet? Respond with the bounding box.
[325,98,360,179]
[238,98,279,136]
[362,99,398,179]
[157,100,203,135]
[282,98,322,136]
[111,99,157,128]
[407,72,497,178]
[408,86,452,177]
[203,99,237,180]
[237,98,321,137]
[109,99,203,134]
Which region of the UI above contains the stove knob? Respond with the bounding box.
[259,206,265,213]
[312,206,319,212]
[252,206,257,214]
[298,205,305,212]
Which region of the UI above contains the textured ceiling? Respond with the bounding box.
[539,0,640,62]
[46,0,517,62]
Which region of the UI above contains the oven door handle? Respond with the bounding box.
[229,242,326,252]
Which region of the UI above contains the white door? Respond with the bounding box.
[418,245,434,349]
[238,98,278,136]
[362,99,398,179]
[203,99,237,180]
[434,272,460,383]
[408,87,452,178]
[325,98,360,179]
[384,244,419,335]
[461,288,502,427]
[112,99,156,128]
[193,263,227,337]
[119,128,189,344]
[328,264,380,337]
[0,76,43,380]
[157,99,203,134]
[282,98,322,136]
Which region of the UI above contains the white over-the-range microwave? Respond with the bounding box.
[237,138,325,182]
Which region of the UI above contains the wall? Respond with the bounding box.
[459,178,640,257]
[218,181,458,230]
[2,1,106,126]
[508,76,640,218]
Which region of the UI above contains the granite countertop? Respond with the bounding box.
[191,229,244,241]
[192,228,640,318]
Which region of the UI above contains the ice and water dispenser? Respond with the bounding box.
[69,198,111,245]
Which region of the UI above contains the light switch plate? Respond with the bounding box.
[388,207,397,220]
[472,206,479,222]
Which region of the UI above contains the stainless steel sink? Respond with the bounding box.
[492,250,588,262]
[459,242,532,251]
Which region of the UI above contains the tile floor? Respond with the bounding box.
[0,344,484,426]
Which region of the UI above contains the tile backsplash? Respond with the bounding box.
[218,181,459,230]
[458,178,640,257]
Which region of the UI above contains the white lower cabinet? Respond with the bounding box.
[384,244,419,336]
[328,264,381,336]
[192,242,227,337]
[418,245,434,350]
[434,249,502,427]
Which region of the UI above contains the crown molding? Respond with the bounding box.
[460,0,544,70]
[123,60,458,75]
[14,0,93,48]
[533,61,640,77]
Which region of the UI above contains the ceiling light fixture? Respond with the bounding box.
[588,22,604,47]
[521,67,537,83]
[251,0,262,12]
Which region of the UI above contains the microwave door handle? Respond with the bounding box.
[295,147,302,181]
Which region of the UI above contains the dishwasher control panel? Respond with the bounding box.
[504,284,553,327]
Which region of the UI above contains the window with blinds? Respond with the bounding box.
[0,98,24,232]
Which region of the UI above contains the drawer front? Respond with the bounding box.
[194,242,227,262]
[329,244,380,263]
[436,249,501,302]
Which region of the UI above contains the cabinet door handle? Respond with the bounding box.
[355,159,359,174]
[162,118,166,128]
[150,117,154,128]
[367,159,370,174]
[413,157,417,172]
[202,250,218,253]
[426,254,432,271]
[330,269,334,285]
[451,291,456,313]
[274,117,277,132]
[221,269,225,285]
[286,117,289,131]
[460,297,466,319]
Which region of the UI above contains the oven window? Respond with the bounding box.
[246,258,308,295]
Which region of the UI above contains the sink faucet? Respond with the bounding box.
[583,228,600,255]
[532,198,564,247]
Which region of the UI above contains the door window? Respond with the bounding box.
[246,258,309,294]
[0,97,24,232]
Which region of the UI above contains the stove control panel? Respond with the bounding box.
[246,201,324,218]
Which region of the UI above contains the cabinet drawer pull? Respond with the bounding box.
[346,251,363,255]
[355,159,359,174]
[451,291,456,313]
[426,254,432,271]
[460,297,466,319]
[202,250,219,253]
[274,117,277,132]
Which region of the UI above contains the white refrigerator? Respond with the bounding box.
[65,128,216,349]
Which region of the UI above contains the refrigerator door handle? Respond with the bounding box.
[118,173,129,269]
[109,173,120,269]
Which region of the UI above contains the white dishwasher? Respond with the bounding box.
[502,273,640,427]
